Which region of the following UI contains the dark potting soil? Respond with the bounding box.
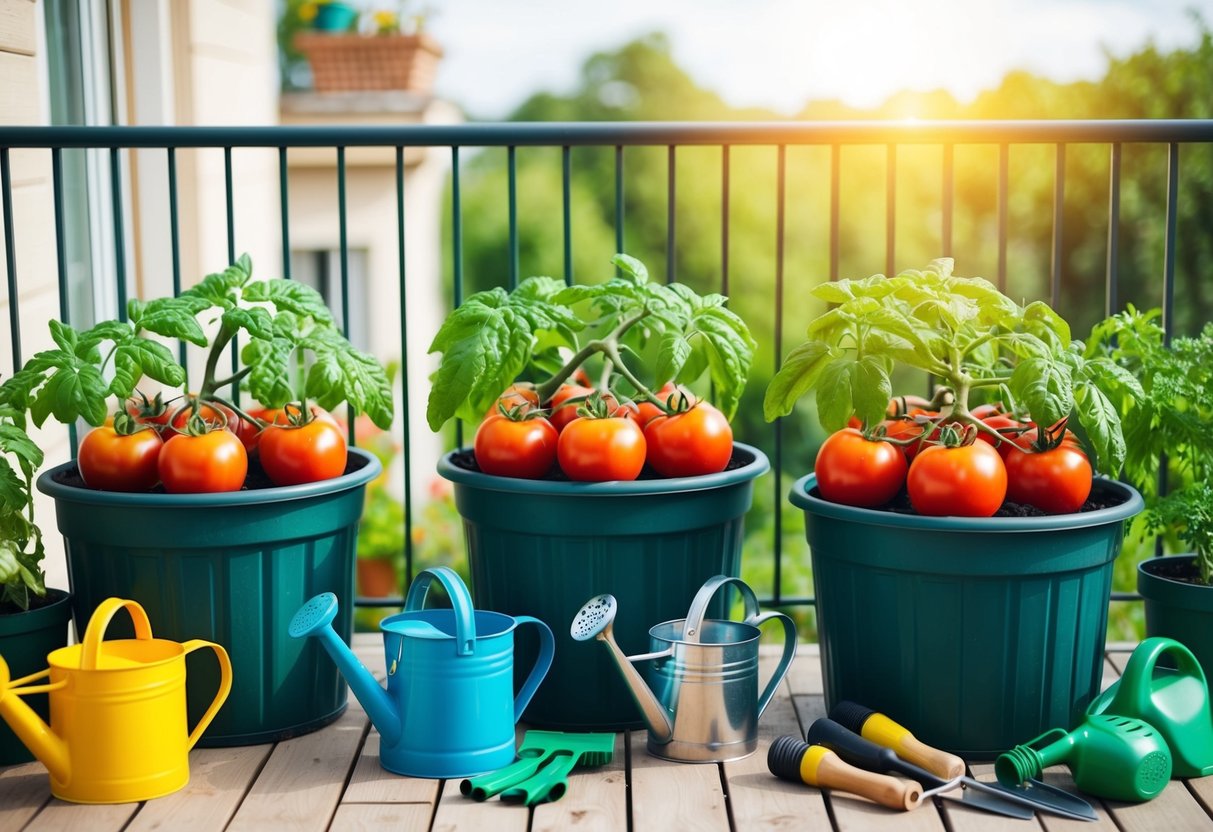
[50,452,369,494]
[1143,557,1208,586]
[448,445,757,482]
[863,486,1124,518]
[0,586,68,617]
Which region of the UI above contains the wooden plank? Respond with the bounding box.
[23,800,140,832]
[629,731,729,832]
[1105,779,1213,832]
[430,778,530,832]
[785,642,823,698]
[124,745,273,832]
[1184,776,1213,820]
[342,731,440,804]
[828,784,946,832]
[530,731,627,832]
[0,0,35,57]
[0,759,51,830]
[226,709,369,832]
[330,802,433,831]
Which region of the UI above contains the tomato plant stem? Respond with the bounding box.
[533,308,654,404]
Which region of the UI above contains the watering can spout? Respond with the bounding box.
[288,594,402,745]
[570,594,673,742]
[0,656,71,785]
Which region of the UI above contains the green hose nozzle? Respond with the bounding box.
[996,714,1171,803]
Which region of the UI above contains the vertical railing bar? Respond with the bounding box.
[223,147,238,402]
[507,145,518,289]
[167,148,186,382]
[1050,143,1065,309]
[279,146,292,280]
[1162,142,1178,345]
[998,143,1009,292]
[1105,143,1121,317]
[614,145,624,256]
[1,148,20,371]
[337,145,353,446]
[452,145,463,450]
[774,144,786,605]
[667,144,676,283]
[396,146,414,586]
[110,147,128,322]
[885,143,896,277]
[51,148,78,455]
[941,143,954,256]
[829,144,840,281]
[721,145,730,296]
[561,145,572,285]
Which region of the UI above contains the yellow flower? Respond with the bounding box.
[373,10,398,33]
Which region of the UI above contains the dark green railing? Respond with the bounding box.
[2,120,1210,609]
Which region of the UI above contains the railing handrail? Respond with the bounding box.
[4,119,1213,148]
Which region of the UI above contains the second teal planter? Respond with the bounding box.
[791,474,1142,759]
[439,444,769,730]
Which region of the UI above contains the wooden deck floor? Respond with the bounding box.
[4,639,1213,831]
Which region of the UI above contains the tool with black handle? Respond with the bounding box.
[767,736,923,811]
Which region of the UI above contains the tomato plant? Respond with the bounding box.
[259,417,348,487]
[907,427,1007,517]
[158,426,248,494]
[643,401,732,478]
[77,418,163,492]
[474,411,558,479]
[815,428,907,507]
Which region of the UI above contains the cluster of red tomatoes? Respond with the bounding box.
[816,400,1093,517]
[473,378,734,482]
[76,396,348,494]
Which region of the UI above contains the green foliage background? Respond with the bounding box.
[403,25,1213,639]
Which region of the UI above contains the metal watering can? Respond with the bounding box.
[571,575,797,762]
[0,597,232,804]
[289,566,555,778]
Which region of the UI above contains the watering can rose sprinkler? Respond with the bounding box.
[289,567,555,779]
[571,575,798,763]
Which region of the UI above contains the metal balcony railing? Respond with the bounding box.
[4,120,1213,612]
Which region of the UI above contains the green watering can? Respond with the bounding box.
[1087,637,1213,778]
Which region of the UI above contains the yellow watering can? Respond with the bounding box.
[0,597,232,804]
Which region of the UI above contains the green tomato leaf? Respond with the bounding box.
[656,330,692,385]
[48,319,77,354]
[0,458,26,513]
[110,338,186,400]
[764,340,833,421]
[1074,380,1126,475]
[305,336,395,429]
[1023,301,1072,349]
[816,357,858,431]
[241,279,335,326]
[611,253,649,284]
[692,305,755,421]
[1010,356,1074,428]
[0,424,42,478]
[182,258,252,308]
[851,355,893,427]
[223,306,275,342]
[810,281,856,304]
[34,364,109,427]
[242,338,296,408]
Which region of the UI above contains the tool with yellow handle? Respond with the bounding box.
[767,736,923,811]
[829,701,965,780]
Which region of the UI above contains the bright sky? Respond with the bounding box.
[423,0,1213,118]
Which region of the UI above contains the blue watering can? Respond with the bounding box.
[289,567,555,778]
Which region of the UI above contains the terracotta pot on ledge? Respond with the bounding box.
[295,32,443,94]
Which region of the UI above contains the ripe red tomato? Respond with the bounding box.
[636,382,695,429]
[1004,443,1093,514]
[486,384,540,418]
[643,402,733,478]
[474,414,558,479]
[259,419,349,487]
[883,411,939,461]
[159,429,248,494]
[77,426,163,492]
[814,428,907,507]
[969,402,1007,421]
[557,417,646,482]
[907,441,1007,517]
[547,385,595,433]
[978,415,1027,458]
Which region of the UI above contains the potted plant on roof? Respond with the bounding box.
[764,257,1144,758]
[1085,307,1213,680]
[0,253,394,747]
[0,393,72,765]
[428,253,767,730]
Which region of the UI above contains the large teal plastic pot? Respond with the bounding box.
[438,443,769,730]
[1140,555,1213,682]
[791,474,1142,759]
[36,449,380,746]
[0,589,72,765]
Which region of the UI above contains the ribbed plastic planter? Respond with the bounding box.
[791,474,1143,759]
[36,449,380,747]
[0,589,72,765]
[438,443,769,730]
[1140,556,1213,683]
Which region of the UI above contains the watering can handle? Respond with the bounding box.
[80,598,154,670]
[749,611,798,719]
[1120,637,1208,703]
[511,616,555,723]
[404,567,477,656]
[682,576,761,644]
[181,640,233,750]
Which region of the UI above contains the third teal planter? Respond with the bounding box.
[791,474,1142,759]
[439,443,769,730]
[1139,555,1213,683]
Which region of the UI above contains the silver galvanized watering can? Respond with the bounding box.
[289,567,554,779]
[571,575,797,762]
